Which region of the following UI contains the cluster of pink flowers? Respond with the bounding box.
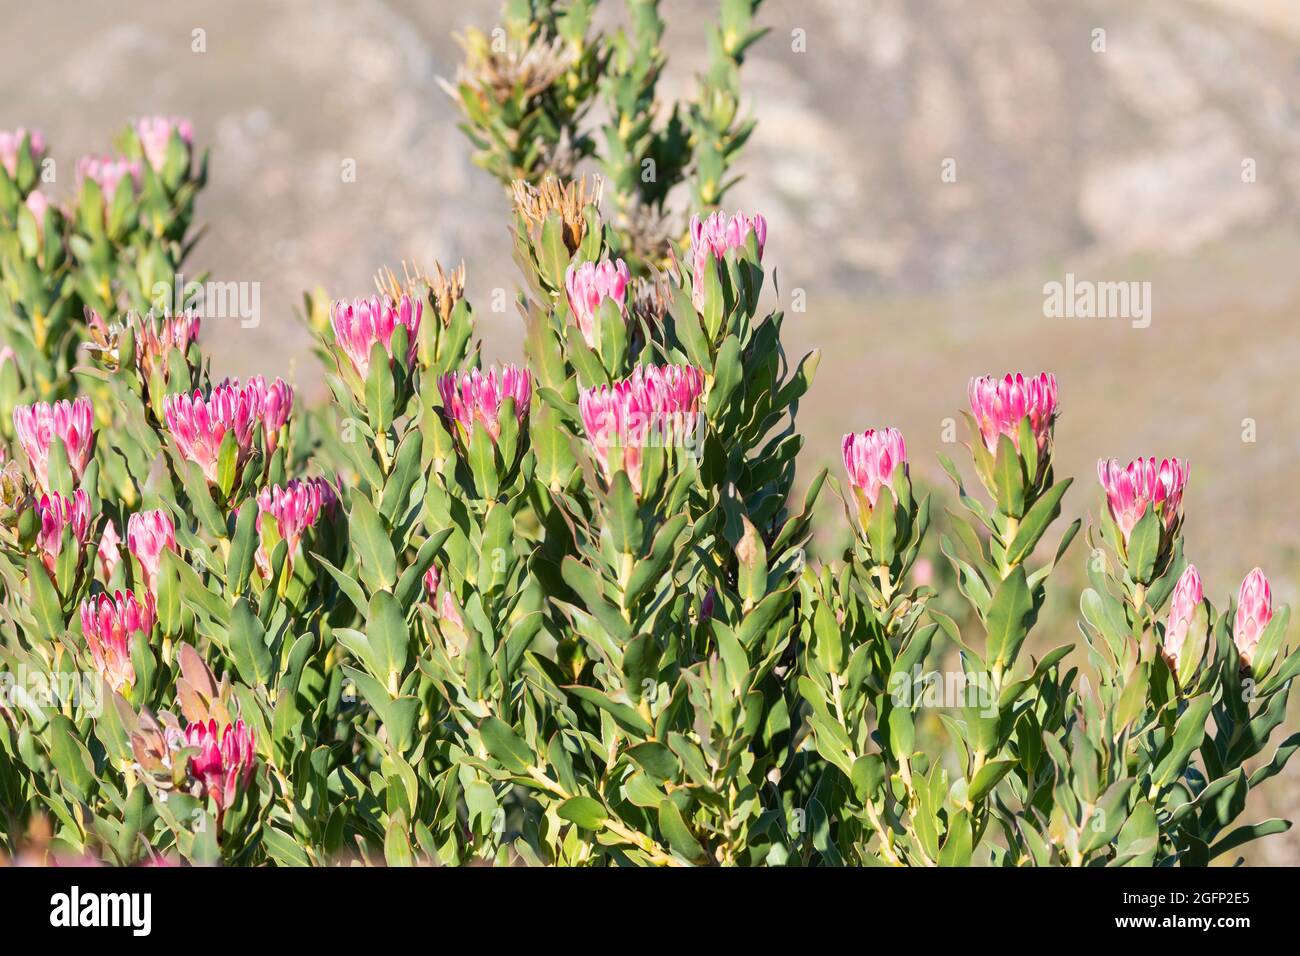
[11,397,95,493]
[689,210,768,310]
[1235,567,1273,667]
[126,509,176,593]
[79,591,156,692]
[1097,456,1190,543]
[423,565,465,629]
[34,490,92,573]
[1163,565,1203,669]
[330,295,422,380]
[75,154,142,204]
[163,377,289,483]
[0,127,45,177]
[578,364,704,493]
[183,718,257,814]
[438,364,532,443]
[134,116,193,172]
[842,427,908,510]
[255,477,337,575]
[565,258,631,348]
[968,372,1058,454]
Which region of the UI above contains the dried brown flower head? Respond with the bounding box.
[511,174,603,254]
[375,260,466,325]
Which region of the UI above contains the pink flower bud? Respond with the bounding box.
[79,590,155,692]
[262,378,293,454]
[329,294,422,380]
[127,509,177,593]
[11,397,95,493]
[34,490,91,573]
[0,127,45,176]
[255,476,337,576]
[423,564,441,596]
[842,427,907,509]
[967,372,1058,454]
[438,364,532,443]
[24,189,50,242]
[183,718,256,814]
[689,210,768,310]
[76,154,141,204]
[1097,457,1190,544]
[163,380,264,483]
[134,116,193,172]
[98,519,122,582]
[131,309,201,383]
[1234,568,1273,667]
[1163,564,1203,668]
[578,364,704,493]
[564,258,631,348]
[422,564,466,628]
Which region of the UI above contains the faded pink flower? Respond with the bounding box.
[438,364,532,443]
[565,258,631,348]
[423,565,465,629]
[163,380,264,483]
[97,520,122,582]
[134,116,193,172]
[578,364,704,493]
[0,127,45,177]
[127,509,177,593]
[34,490,92,574]
[76,154,142,205]
[1163,564,1203,669]
[329,295,422,380]
[261,378,293,454]
[24,189,51,243]
[968,372,1058,454]
[132,310,201,383]
[79,590,156,692]
[1234,568,1273,667]
[184,718,256,814]
[842,427,907,510]
[1097,457,1190,543]
[689,210,768,310]
[11,397,95,493]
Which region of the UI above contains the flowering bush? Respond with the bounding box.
[0,6,1297,869]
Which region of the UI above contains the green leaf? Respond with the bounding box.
[658,798,706,864]
[1006,478,1071,565]
[225,499,259,595]
[367,590,410,685]
[993,434,1025,518]
[1125,508,1161,584]
[985,565,1035,669]
[228,597,274,687]
[349,494,396,591]
[558,796,607,830]
[968,758,1017,803]
[478,716,533,775]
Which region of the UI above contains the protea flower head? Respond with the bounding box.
[127,509,177,593]
[11,397,95,493]
[423,564,465,630]
[842,428,908,511]
[255,476,337,576]
[1097,457,1190,544]
[79,590,156,692]
[130,309,201,385]
[24,189,51,242]
[163,379,265,484]
[260,377,293,455]
[565,258,631,349]
[75,154,141,204]
[97,519,122,582]
[689,210,768,310]
[134,115,193,172]
[0,127,45,176]
[968,372,1058,454]
[329,294,422,380]
[1234,568,1273,667]
[183,718,256,815]
[578,364,704,494]
[438,364,532,443]
[34,490,91,574]
[1163,564,1203,669]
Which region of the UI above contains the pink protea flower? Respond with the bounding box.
[689,210,768,310]
[1163,564,1203,669]
[127,509,177,593]
[438,364,532,443]
[75,154,142,204]
[0,127,45,176]
[134,116,193,172]
[423,565,465,629]
[132,309,201,383]
[11,397,95,493]
[97,519,122,582]
[163,380,265,483]
[261,378,293,454]
[968,372,1058,454]
[564,258,631,348]
[255,476,337,576]
[329,294,422,380]
[842,428,908,510]
[578,364,705,494]
[1097,457,1191,544]
[34,490,92,574]
[183,718,256,815]
[79,590,156,692]
[1234,568,1273,667]
[24,189,51,242]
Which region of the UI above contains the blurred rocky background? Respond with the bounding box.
[4,0,1300,862]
